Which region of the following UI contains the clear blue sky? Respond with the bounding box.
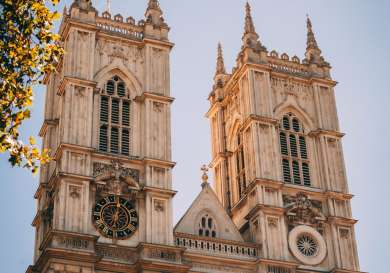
[1,0,389,272]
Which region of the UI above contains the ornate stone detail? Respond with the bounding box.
[153,101,164,112]
[268,217,279,228]
[149,249,177,262]
[69,185,81,199]
[283,192,326,227]
[96,244,137,263]
[93,160,140,198]
[340,228,350,239]
[154,199,165,212]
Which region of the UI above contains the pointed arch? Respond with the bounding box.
[94,60,143,97]
[226,116,242,151]
[274,99,314,131]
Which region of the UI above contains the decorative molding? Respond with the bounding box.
[283,192,326,228]
[93,159,140,197]
[339,228,350,239]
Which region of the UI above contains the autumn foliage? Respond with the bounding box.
[0,0,63,173]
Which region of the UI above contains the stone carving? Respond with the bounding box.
[283,192,326,227]
[154,199,165,212]
[59,237,89,250]
[149,249,177,262]
[69,185,81,199]
[93,160,140,198]
[96,245,137,263]
[340,228,350,239]
[268,217,279,228]
[153,101,164,112]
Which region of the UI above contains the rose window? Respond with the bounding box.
[297,234,318,257]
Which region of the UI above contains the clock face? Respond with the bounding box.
[93,195,138,239]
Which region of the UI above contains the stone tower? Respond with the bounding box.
[207,4,364,273]
[27,0,183,272]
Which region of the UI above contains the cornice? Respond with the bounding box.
[245,204,285,220]
[39,119,59,137]
[134,92,175,103]
[241,114,278,132]
[309,129,345,138]
[54,143,95,161]
[325,191,354,201]
[258,258,299,268]
[57,76,97,96]
[142,186,177,197]
[328,216,358,225]
[143,38,175,50]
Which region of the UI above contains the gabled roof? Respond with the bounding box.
[174,183,244,242]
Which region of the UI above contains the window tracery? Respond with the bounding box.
[99,76,131,156]
[198,214,217,238]
[279,113,311,186]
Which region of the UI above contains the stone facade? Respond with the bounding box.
[27,1,365,273]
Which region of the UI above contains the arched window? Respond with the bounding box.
[235,133,246,199]
[198,214,217,238]
[99,76,131,156]
[279,113,311,186]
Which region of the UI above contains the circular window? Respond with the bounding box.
[297,234,318,257]
[288,225,327,265]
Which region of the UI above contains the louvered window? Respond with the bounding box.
[292,161,301,184]
[299,136,308,159]
[100,96,109,122]
[99,126,108,152]
[98,76,132,156]
[279,114,312,187]
[282,159,291,183]
[280,132,288,155]
[290,135,298,157]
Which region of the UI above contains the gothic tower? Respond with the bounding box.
[207,4,364,273]
[27,1,187,272]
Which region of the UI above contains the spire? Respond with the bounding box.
[244,2,258,37]
[241,2,266,51]
[305,15,324,64]
[306,15,320,53]
[215,43,226,76]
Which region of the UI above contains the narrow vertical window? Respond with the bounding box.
[99,76,132,156]
[111,99,119,124]
[100,96,109,122]
[279,114,312,187]
[280,132,288,155]
[283,116,290,130]
[110,127,119,154]
[290,134,298,157]
[117,82,126,97]
[299,136,308,159]
[121,129,130,156]
[122,101,130,126]
[302,163,311,186]
[292,118,300,132]
[282,159,291,183]
[292,161,301,184]
[106,80,115,95]
[99,126,108,152]
[235,133,246,199]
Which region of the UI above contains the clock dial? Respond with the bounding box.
[93,195,138,239]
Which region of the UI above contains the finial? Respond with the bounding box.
[201,164,209,187]
[306,15,320,51]
[105,0,111,13]
[244,2,257,35]
[215,42,226,76]
[305,15,323,64]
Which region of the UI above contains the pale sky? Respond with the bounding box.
[1,1,389,272]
